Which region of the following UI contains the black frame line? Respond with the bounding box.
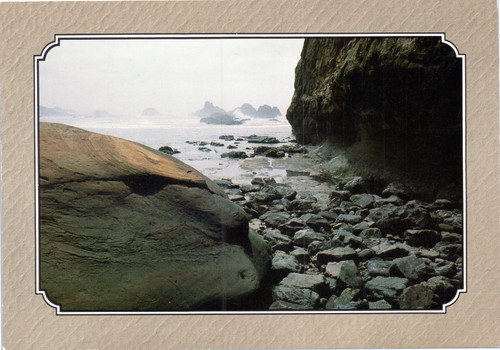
[34,33,467,315]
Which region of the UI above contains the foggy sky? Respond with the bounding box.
[39,38,304,117]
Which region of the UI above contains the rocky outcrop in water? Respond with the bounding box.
[39,123,270,311]
[141,107,161,116]
[235,103,281,119]
[39,105,76,117]
[193,101,226,118]
[200,113,248,125]
[158,145,180,155]
[286,37,463,201]
[195,102,281,122]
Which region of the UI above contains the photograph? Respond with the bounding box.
[36,34,465,313]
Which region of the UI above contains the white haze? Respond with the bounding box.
[39,38,304,119]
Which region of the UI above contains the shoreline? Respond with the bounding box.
[191,133,464,311]
[38,123,464,311]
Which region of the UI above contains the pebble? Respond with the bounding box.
[399,284,434,309]
[272,285,320,308]
[293,229,325,246]
[365,276,409,298]
[279,273,326,292]
[336,214,364,225]
[368,299,392,309]
[272,251,301,274]
[338,260,363,288]
[316,247,358,264]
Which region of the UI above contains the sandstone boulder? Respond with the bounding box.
[39,123,270,311]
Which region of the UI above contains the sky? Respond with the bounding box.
[39,38,304,117]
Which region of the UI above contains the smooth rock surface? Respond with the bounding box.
[39,123,270,311]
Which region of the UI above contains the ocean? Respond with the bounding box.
[40,114,294,184]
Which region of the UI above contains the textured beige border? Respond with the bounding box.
[1,1,499,348]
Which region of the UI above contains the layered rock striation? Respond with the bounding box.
[39,123,270,311]
[286,37,463,200]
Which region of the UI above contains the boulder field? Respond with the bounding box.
[221,175,463,310]
[38,123,270,311]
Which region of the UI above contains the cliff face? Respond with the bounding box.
[286,37,463,200]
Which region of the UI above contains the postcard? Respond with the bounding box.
[1,1,499,349]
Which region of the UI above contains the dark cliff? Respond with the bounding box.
[286,37,463,200]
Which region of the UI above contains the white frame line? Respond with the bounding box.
[34,33,466,315]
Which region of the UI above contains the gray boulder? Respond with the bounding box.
[424,276,456,303]
[274,184,297,200]
[391,255,427,280]
[278,219,307,236]
[221,151,248,159]
[269,300,314,310]
[293,229,325,247]
[399,284,434,309]
[301,213,331,231]
[336,214,364,225]
[404,229,442,248]
[350,194,380,208]
[369,203,434,235]
[374,195,405,207]
[290,247,309,264]
[316,247,358,264]
[344,177,370,194]
[365,259,394,277]
[279,273,327,293]
[249,186,282,203]
[325,288,363,310]
[271,251,301,274]
[329,190,351,203]
[358,248,376,261]
[368,299,392,310]
[325,262,342,278]
[382,182,413,200]
[371,242,411,259]
[307,238,344,256]
[260,212,292,228]
[360,227,383,239]
[219,135,234,141]
[365,277,409,298]
[247,135,280,144]
[338,260,363,288]
[158,145,180,155]
[272,285,320,308]
[263,228,292,245]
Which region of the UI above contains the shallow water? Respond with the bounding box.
[42,114,296,183]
